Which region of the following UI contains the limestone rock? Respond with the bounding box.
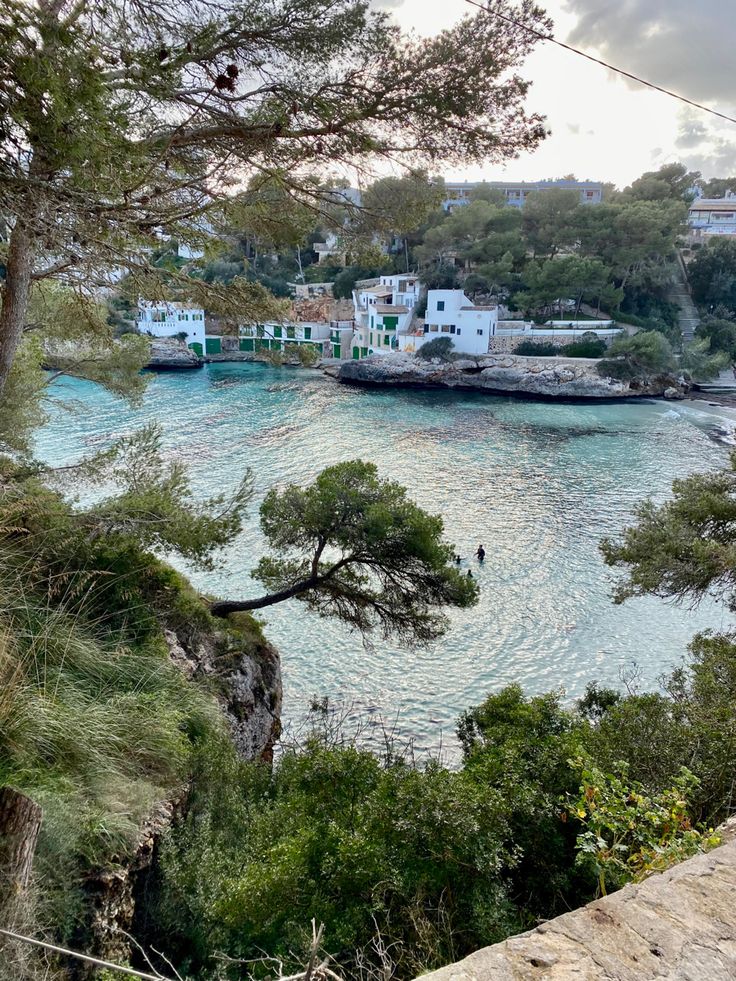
[415,839,736,980]
[147,337,202,369]
[663,386,684,400]
[164,625,282,763]
[335,354,689,400]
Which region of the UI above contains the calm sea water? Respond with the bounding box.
[36,364,734,754]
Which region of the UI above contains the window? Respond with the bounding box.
[456,328,462,335]
[449,325,456,333]
[429,325,439,332]
[423,325,429,334]
[441,325,450,333]
[437,301,445,311]
[476,328,484,336]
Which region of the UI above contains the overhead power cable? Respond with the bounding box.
[464,0,736,126]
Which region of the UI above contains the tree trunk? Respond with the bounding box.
[0,787,42,919]
[210,577,319,618]
[0,223,34,396]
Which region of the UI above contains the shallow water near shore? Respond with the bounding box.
[36,364,734,757]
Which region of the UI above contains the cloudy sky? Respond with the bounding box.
[379,0,736,188]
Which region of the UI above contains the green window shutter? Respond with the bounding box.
[383,316,398,329]
[304,326,312,339]
[274,326,282,338]
[287,326,295,339]
[256,325,264,337]
[361,347,368,357]
[383,335,389,345]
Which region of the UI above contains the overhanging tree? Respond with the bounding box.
[210,461,478,646]
[0,0,551,404]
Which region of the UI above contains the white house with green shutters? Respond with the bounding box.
[136,300,206,355]
[398,290,498,356]
[238,321,333,356]
[351,274,421,359]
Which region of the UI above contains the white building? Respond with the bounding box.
[442,179,603,212]
[399,290,498,356]
[351,274,422,357]
[687,192,736,240]
[238,321,333,357]
[136,300,206,355]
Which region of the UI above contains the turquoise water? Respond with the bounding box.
[36,364,733,754]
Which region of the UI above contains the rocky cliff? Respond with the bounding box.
[333,354,688,400]
[84,617,282,968]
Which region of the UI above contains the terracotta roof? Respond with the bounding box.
[376,304,408,314]
[460,305,497,311]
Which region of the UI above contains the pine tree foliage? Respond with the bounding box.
[0,0,552,396]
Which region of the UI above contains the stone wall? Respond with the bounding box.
[488,333,618,355]
[416,839,736,980]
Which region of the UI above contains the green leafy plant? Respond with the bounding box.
[570,761,720,896]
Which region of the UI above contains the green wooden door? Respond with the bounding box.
[352,346,360,359]
[189,342,203,356]
[205,337,222,354]
[240,338,254,351]
[333,344,341,359]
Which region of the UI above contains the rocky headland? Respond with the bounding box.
[331,353,689,401]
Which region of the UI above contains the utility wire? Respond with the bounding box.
[464,0,736,126]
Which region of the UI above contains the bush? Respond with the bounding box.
[514,337,606,359]
[514,340,560,357]
[564,336,607,358]
[597,330,675,380]
[154,732,522,980]
[696,317,736,358]
[416,336,456,361]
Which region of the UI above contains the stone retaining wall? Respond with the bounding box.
[416,840,736,980]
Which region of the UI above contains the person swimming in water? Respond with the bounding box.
[476,544,486,562]
[466,569,474,578]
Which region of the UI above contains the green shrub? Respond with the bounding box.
[597,330,675,380]
[514,340,560,357]
[571,762,719,896]
[564,336,607,358]
[416,336,456,361]
[154,732,522,980]
[514,337,606,359]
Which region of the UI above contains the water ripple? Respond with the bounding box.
[35,365,733,757]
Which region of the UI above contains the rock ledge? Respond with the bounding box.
[336,354,687,400]
[416,839,736,980]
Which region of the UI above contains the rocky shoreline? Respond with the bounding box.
[330,353,689,401]
[147,337,202,369]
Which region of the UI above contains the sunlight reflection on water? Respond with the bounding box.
[35,364,733,757]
